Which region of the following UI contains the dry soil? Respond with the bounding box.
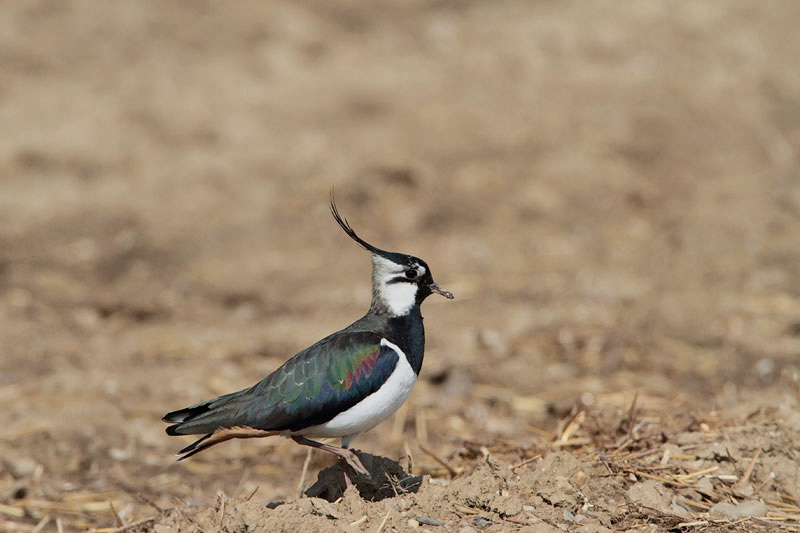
[2,1,800,532]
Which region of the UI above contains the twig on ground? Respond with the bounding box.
[510,454,541,471]
[374,509,391,533]
[675,520,708,528]
[296,448,313,499]
[90,517,157,533]
[216,493,225,526]
[419,443,457,479]
[404,441,414,473]
[741,444,763,484]
[109,501,123,527]
[349,515,367,527]
[31,515,51,533]
[245,486,260,502]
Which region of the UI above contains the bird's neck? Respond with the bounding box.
[384,306,426,375]
[371,281,419,317]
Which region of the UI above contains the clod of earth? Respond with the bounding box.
[304,451,422,502]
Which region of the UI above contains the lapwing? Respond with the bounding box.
[163,196,453,485]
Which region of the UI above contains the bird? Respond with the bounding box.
[162,196,454,485]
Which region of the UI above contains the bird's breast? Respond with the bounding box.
[296,338,417,439]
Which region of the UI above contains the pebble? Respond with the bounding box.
[393,497,413,511]
[416,515,444,526]
[472,517,493,528]
[11,458,38,477]
[708,500,767,519]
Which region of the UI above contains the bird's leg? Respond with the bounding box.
[292,436,369,477]
[340,438,354,488]
[341,461,353,489]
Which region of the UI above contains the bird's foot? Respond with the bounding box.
[292,435,370,478]
[338,448,369,477]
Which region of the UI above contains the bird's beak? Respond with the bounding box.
[430,282,454,299]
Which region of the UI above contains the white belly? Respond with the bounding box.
[298,339,417,439]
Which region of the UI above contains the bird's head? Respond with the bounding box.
[330,196,454,317]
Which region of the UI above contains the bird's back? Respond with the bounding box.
[164,316,401,436]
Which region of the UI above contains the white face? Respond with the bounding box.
[372,255,426,316]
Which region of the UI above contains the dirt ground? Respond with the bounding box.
[2,1,800,532]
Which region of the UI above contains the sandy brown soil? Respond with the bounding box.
[2,1,800,532]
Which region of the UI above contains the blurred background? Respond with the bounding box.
[2,1,799,530]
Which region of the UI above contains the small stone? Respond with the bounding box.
[11,458,38,477]
[733,500,768,518]
[669,502,692,520]
[109,447,131,461]
[416,515,444,526]
[394,497,413,511]
[472,517,493,528]
[307,498,339,519]
[458,527,478,533]
[627,480,673,514]
[709,500,767,520]
[735,482,755,497]
[708,503,738,520]
[537,476,579,507]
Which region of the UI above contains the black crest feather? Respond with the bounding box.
[330,191,387,256]
[329,191,416,267]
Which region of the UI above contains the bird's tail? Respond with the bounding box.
[168,426,276,460]
[163,389,271,460]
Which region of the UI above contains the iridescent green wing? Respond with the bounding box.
[247,330,399,431]
[165,330,400,437]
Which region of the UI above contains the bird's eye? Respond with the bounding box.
[405,268,418,280]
